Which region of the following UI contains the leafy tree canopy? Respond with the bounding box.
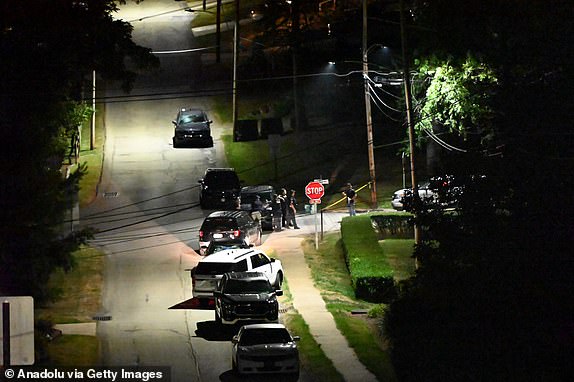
[0,0,157,302]
[384,1,574,380]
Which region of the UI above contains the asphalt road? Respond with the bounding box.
[79,1,258,381]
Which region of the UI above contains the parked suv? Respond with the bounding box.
[192,248,283,301]
[198,210,262,255]
[214,272,282,325]
[198,168,241,209]
[172,108,213,148]
[239,185,275,230]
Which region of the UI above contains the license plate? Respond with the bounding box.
[212,233,223,239]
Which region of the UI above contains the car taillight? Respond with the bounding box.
[199,230,204,239]
[233,230,240,237]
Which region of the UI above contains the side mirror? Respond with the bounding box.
[231,335,239,344]
[292,336,300,342]
[270,258,276,262]
[213,291,221,297]
[198,179,203,184]
[275,289,283,296]
[172,120,177,126]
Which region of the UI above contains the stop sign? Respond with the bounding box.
[305,181,325,201]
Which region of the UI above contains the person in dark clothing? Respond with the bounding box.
[279,188,288,227]
[272,193,283,231]
[343,183,357,216]
[286,189,300,229]
[251,195,264,224]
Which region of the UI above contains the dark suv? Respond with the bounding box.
[198,210,262,255]
[172,108,213,148]
[213,272,282,325]
[198,168,241,209]
[239,185,275,230]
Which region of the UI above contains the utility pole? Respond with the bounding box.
[216,0,221,63]
[232,0,240,129]
[363,0,378,209]
[90,70,96,150]
[400,0,421,247]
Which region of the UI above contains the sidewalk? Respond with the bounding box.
[260,210,378,382]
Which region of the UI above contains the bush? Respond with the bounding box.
[341,214,396,302]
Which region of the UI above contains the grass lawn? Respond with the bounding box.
[35,245,104,366]
[36,246,103,324]
[380,239,416,281]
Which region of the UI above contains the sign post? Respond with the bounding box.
[305,181,325,249]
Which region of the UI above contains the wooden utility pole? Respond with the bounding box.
[363,0,378,209]
[400,0,421,247]
[232,0,240,129]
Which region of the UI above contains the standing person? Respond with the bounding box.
[286,189,300,229]
[250,195,264,224]
[279,188,288,228]
[272,193,283,231]
[342,183,357,216]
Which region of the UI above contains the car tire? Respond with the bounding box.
[172,138,179,148]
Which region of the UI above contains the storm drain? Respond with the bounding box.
[103,192,119,199]
[92,313,112,321]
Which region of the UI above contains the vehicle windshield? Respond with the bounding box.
[180,112,205,123]
[201,218,238,232]
[241,191,273,205]
[207,242,246,254]
[196,260,247,275]
[224,279,272,294]
[204,172,240,189]
[240,328,292,346]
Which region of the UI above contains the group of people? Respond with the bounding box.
[249,183,357,233]
[271,188,300,231]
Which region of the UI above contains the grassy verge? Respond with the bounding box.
[35,245,104,366]
[302,233,399,381]
[77,97,105,207]
[280,278,344,382]
[36,246,104,324]
[38,335,100,366]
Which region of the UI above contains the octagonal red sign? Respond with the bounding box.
[305,181,325,200]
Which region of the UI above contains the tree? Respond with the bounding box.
[384,1,574,380]
[0,0,158,302]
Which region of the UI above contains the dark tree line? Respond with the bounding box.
[384,1,574,380]
[0,0,158,302]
